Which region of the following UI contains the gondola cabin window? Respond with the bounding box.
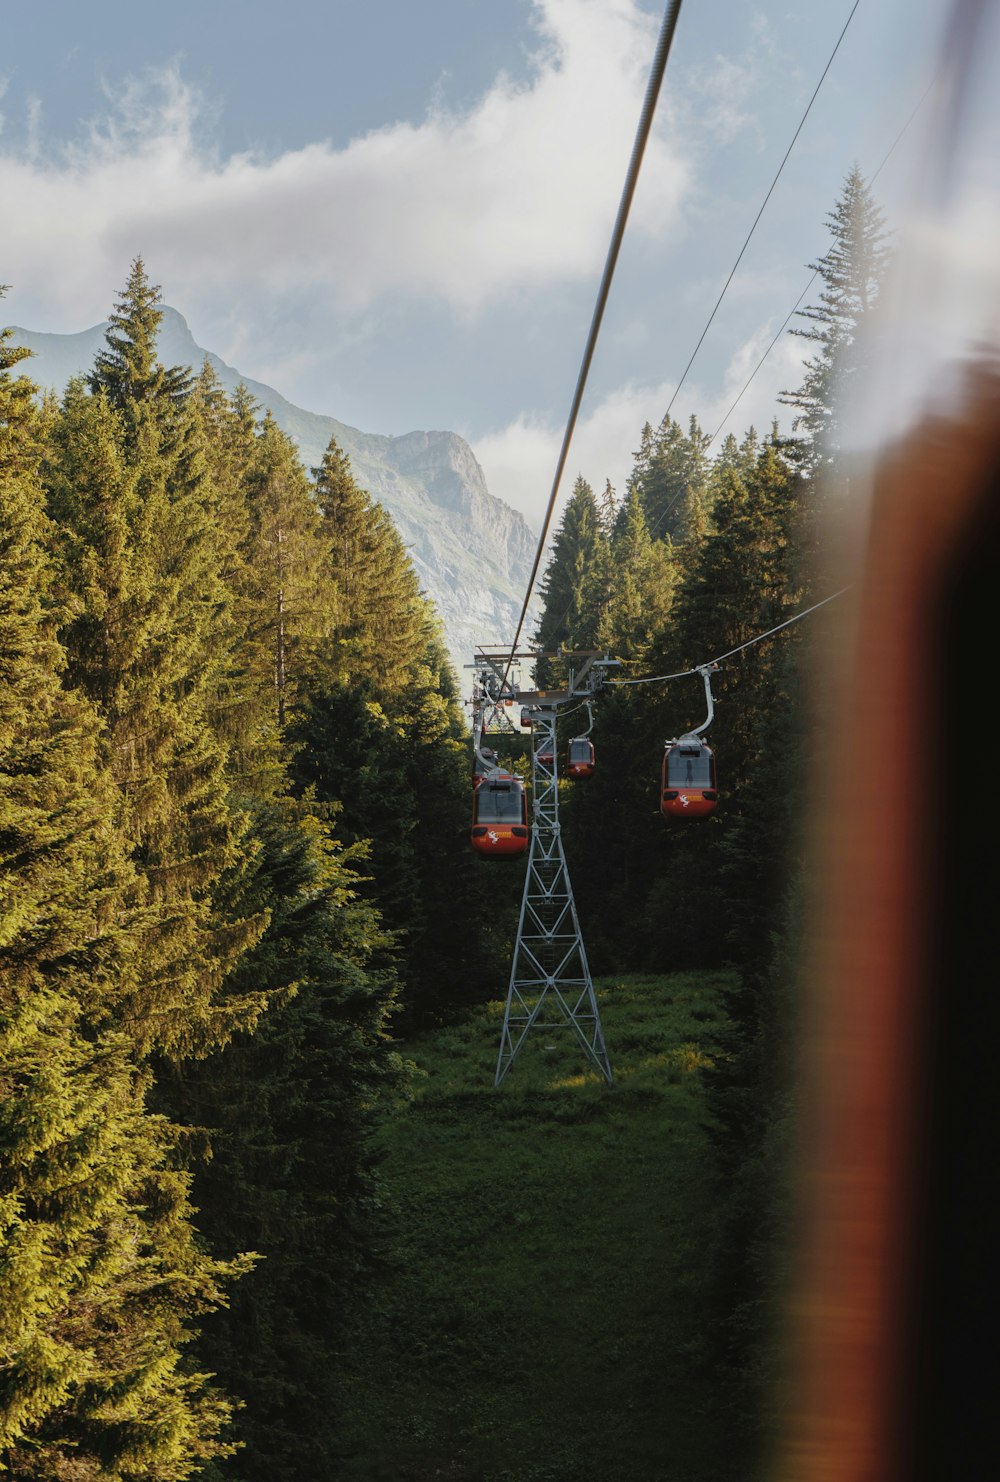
[661,740,718,819]
[666,743,713,789]
[476,779,524,824]
[567,738,596,779]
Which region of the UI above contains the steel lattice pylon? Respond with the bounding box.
[495,703,612,1086]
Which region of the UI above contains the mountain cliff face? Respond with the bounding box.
[10,308,537,679]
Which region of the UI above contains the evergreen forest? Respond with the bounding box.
[1,168,887,1480]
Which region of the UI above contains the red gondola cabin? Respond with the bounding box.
[471,772,529,856]
[661,739,717,818]
[567,737,595,779]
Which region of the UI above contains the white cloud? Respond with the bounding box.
[0,0,688,340]
[473,323,810,526]
[695,316,810,442]
[474,381,675,526]
[684,53,759,147]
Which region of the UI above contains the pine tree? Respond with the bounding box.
[725,196,891,1427]
[139,418,432,1467]
[630,414,712,545]
[44,275,267,1060]
[164,801,405,1482]
[570,430,800,971]
[313,436,430,691]
[187,369,277,782]
[603,485,676,661]
[597,477,618,535]
[556,489,676,971]
[532,475,602,685]
[710,428,760,486]
[779,166,891,462]
[88,256,191,431]
[243,413,329,727]
[1,317,247,1480]
[699,592,812,1481]
[294,436,497,1021]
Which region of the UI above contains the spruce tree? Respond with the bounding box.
[143,414,427,1468]
[187,369,277,781]
[706,176,891,1459]
[653,435,798,824]
[44,270,268,1059]
[551,487,676,971]
[630,413,711,545]
[313,436,430,691]
[89,256,191,430]
[597,477,618,536]
[242,413,329,727]
[604,485,676,661]
[165,800,405,1482]
[1,318,247,1480]
[779,166,891,462]
[710,428,760,487]
[567,429,799,971]
[295,436,496,1021]
[532,475,602,685]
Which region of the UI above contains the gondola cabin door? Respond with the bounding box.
[661,739,717,818]
[471,773,529,856]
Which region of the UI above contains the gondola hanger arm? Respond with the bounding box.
[684,664,718,739]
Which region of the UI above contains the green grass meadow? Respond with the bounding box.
[335,972,736,1481]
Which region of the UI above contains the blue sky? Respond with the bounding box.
[2,1,947,525]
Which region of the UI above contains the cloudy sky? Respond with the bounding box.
[2,0,947,526]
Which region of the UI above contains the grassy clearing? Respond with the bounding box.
[335,971,736,1482]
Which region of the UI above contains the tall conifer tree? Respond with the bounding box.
[44,269,268,1060]
[630,414,711,545]
[88,256,191,427]
[1,317,246,1480]
[779,166,890,462]
[187,369,282,786]
[313,436,430,690]
[532,475,602,684]
[649,434,798,876]
[295,436,494,1020]
[704,168,891,1445]
[604,485,676,661]
[166,800,405,1482]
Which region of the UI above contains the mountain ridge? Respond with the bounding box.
[10,308,538,677]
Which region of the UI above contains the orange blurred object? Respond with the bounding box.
[775,4,1000,1474]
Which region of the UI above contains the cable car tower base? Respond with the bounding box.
[481,651,616,1087]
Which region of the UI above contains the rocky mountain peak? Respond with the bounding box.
[10,311,538,678]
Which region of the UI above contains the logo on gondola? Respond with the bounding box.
[487,830,500,844]
[679,794,690,807]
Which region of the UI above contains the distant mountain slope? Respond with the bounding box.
[11,308,537,679]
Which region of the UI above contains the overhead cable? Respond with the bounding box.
[501,0,685,689]
[508,8,927,685]
[707,275,816,445]
[705,69,939,447]
[505,0,861,672]
[662,0,862,423]
[609,586,849,686]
